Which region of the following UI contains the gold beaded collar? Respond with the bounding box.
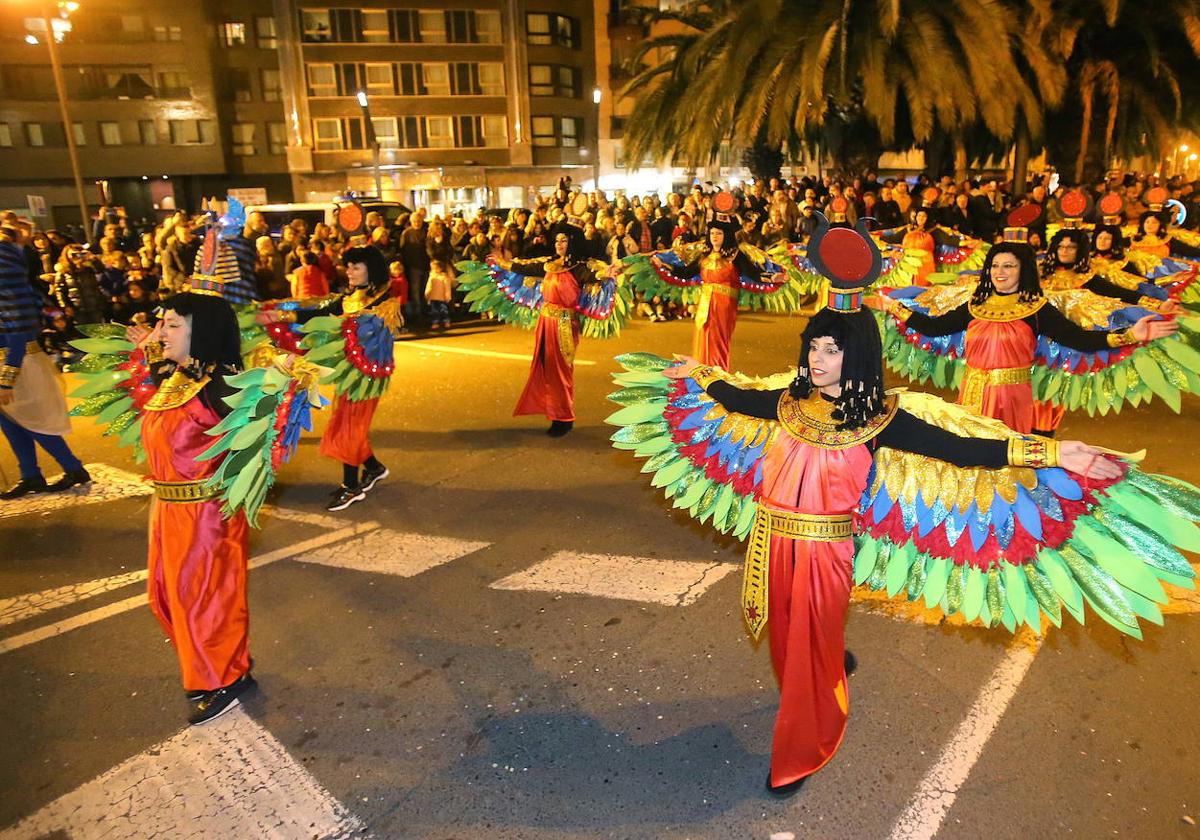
[776,391,898,449]
[1041,268,1089,292]
[967,292,1047,322]
[144,368,210,411]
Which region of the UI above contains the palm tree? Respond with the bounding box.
[621,0,1065,175]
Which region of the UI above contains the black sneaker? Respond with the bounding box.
[327,484,366,511]
[185,689,206,701]
[1,476,48,500]
[845,649,857,676]
[546,420,574,437]
[360,463,389,493]
[46,468,92,492]
[188,673,255,726]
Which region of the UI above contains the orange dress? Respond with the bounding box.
[142,371,250,693]
[901,228,936,285]
[513,262,588,422]
[692,255,741,369]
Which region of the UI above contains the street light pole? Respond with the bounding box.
[592,86,602,192]
[40,4,90,243]
[356,90,382,198]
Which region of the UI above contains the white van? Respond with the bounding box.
[247,200,411,238]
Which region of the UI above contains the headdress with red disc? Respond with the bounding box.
[806,212,882,313]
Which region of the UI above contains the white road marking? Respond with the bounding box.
[888,634,1044,840]
[263,504,353,530]
[0,521,380,655]
[296,527,490,577]
[490,551,736,606]
[0,569,147,628]
[0,463,150,519]
[395,340,598,366]
[0,707,364,840]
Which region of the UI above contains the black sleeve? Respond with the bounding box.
[573,263,598,285]
[874,408,1008,468]
[661,257,701,279]
[705,381,784,420]
[1170,239,1200,258]
[733,250,764,281]
[901,302,974,337]
[1083,275,1141,305]
[293,294,344,324]
[507,258,548,278]
[1028,304,1114,351]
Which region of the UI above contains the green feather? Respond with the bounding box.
[962,566,986,622]
[1072,519,1168,604]
[608,385,668,406]
[605,401,668,426]
[853,539,878,586]
[1058,545,1139,632]
[923,556,950,609]
[616,352,672,372]
[885,540,914,597]
[1002,562,1028,624]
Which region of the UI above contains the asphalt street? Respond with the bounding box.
[1,312,1198,839]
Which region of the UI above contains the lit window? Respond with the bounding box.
[25,123,45,147]
[0,124,12,147]
[302,11,331,42]
[255,16,277,49]
[139,120,157,145]
[526,13,551,45]
[426,116,453,148]
[531,116,555,147]
[307,64,337,97]
[153,25,182,41]
[371,117,399,149]
[261,69,282,102]
[475,11,501,44]
[529,65,553,96]
[100,122,122,146]
[169,120,199,144]
[72,122,86,146]
[221,22,247,47]
[313,118,343,151]
[121,16,144,40]
[231,122,256,156]
[560,117,579,147]
[478,63,504,96]
[364,63,394,96]
[362,10,389,43]
[267,122,286,155]
[422,63,450,96]
[482,115,507,147]
[419,11,446,43]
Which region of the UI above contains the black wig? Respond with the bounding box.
[1091,224,1126,259]
[1042,228,1090,276]
[971,242,1043,306]
[342,245,390,292]
[160,292,243,370]
[1133,211,1168,241]
[787,307,886,430]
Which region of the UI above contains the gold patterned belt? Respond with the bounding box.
[540,303,577,365]
[706,283,739,299]
[0,340,42,365]
[154,479,218,503]
[742,507,854,640]
[960,364,1031,413]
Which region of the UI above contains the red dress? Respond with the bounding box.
[901,228,936,286]
[142,371,250,693]
[513,260,592,422]
[692,254,741,369]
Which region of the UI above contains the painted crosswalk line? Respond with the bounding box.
[489,551,737,606]
[295,527,490,577]
[0,707,364,840]
[0,568,148,629]
[0,463,150,520]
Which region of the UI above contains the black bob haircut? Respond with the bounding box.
[160,292,243,370]
[787,307,886,431]
[342,245,390,292]
[971,242,1043,306]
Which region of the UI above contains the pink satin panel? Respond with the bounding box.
[692,261,740,369]
[961,318,1037,433]
[320,394,379,466]
[514,268,581,422]
[142,397,250,692]
[1031,400,1066,432]
[759,433,874,786]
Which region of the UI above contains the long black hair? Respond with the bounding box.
[1133,211,1168,241]
[1042,228,1090,276]
[1091,223,1126,259]
[971,242,1042,305]
[160,292,242,370]
[787,307,886,430]
[342,245,389,293]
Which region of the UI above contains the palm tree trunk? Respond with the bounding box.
[954,135,968,183]
[1012,116,1031,196]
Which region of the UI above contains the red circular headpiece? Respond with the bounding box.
[1144,186,1168,206]
[1006,203,1042,228]
[1059,190,1088,217]
[818,229,875,283]
[712,191,736,213]
[337,202,365,236]
[830,196,849,213]
[921,187,940,204]
[1098,192,1125,216]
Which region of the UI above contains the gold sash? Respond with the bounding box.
[742,507,853,640]
[154,479,218,503]
[959,364,1031,413]
[541,303,577,366]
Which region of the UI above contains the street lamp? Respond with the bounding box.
[27,2,90,242]
[592,86,602,191]
[356,90,383,198]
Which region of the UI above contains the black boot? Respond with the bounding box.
[1,476,48,500]
[188,672,256,725]
[845,649,857,676]
[47,468,92,492]
[546,420,574,437]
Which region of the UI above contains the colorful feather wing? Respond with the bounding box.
[300,312,394,401]
[198,357,328,527]
[877,283,974,390]
[853,391,1198,638]
[67,324,156,460]
[455,259,544,328]
[576,267,634,339]
[620,251,702,307]
[607,353,780,538]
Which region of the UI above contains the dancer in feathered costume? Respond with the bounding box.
[256,245,399,511]
[455,194,630,437]
[67,230,323,724]
[0,228,90,498]
[606,211,1199,796]
[1129,187,1200,261]
[869,205,1193,436]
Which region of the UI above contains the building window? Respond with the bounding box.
[422,63,450,97]
[153,24,182,41]
[231,122,256,156]
[397,64,422,95]
[120,15,145,40]
[560,116,581,147]
[362,10,389,42]
[261,69,282,102]
[157,71,191,98]
[364,63,394,96]
[301,11,331,42]
[25,123,45,146]
[426,116,453,148]
[531,116,555,147]
[267,121,286,155]
[227,68,253,102]
[476,11,501,44]
[446,11,471,43]
[482,115,506,147]
[100,121,122,146]
[0,124,11,147]
[531,116,582,147]
[455,115,507,148]
[313,117,343,151]
[530,65,579,97]
[527,13,578,48]
[169,119,214,145]
[371,117,399,149]
[221,22,247,47]
[72,122,86,146]
[478,63,504,96]
[307,64,337,97]
[419,11,446,43]
[255,16,277,49]
[139,119,157,145]
[391,10,419,42]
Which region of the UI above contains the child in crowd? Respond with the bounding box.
[425,259,456,331]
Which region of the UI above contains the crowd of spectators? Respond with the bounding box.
[4,168,1198,368]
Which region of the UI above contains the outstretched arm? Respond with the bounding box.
[867,297,974,336]
[664,356,783,420]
